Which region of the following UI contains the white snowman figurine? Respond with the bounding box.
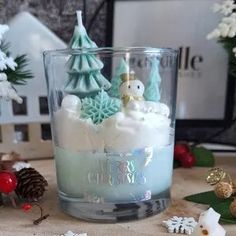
[192,208,225,236]
[119,72,145,106]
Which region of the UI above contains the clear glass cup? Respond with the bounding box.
[43,47,178,222]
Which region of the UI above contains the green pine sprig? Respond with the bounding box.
[219,37,236,79]
[0,41,33,85]
[3,54,33,85]
[1,40,10,53]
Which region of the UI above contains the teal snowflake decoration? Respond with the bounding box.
[81,90,121,124]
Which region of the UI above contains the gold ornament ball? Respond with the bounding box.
[230,200,236,217]
[214,182,233,199]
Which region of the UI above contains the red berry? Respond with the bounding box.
[174,143,189,160]
[0,171,17,194]
[22,203,32,212]
[180,152,196,168]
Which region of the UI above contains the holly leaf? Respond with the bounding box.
[191,146,215,167]
[184,191,236,224]
[184,191,232,205]
[220,217,236,224]
[212,201,236,224]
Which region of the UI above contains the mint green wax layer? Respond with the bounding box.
[55,144,174,203]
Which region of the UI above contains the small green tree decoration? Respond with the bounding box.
[108,58,129,98]
[64,11,110,98]
[143,58,161,102]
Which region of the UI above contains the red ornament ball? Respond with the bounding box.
[180,152,196,168]
[22,203,32,212]
[0,171,17,194]
[174,143,189,160]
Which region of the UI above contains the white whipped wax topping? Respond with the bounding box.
[100,111,171,152]
[126,100,170,117]
[55,98,171,153]
[55,109,104,152]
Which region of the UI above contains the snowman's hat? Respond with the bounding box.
[121,71,136,83]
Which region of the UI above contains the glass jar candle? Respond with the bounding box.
[43,47,178,222]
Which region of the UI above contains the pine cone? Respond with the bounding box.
[214,182,233,199]
[15,167,48,201]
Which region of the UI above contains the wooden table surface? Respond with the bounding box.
[0,156,236,236]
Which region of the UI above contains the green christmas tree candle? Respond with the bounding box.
[64,11,111,98]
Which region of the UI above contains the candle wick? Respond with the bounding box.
[76,10,83,28]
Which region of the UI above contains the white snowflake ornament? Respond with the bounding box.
[62,231,87,236]
[163,216,197,235]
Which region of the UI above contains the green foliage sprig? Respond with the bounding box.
[3,54,33,85]
[220,37,236,78]
[1,41,33,85]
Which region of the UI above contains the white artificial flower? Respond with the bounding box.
[213,0,236,15]
[12,162,31,172]
[0,51,8,70]
[0,73,7,82]
[0,73,23,103]
[0,60,7,70]
[0,24,9,42]
[207,12,236,39]
[233,47,236,56]
[207,29,221,39]
[222,13,236,37]
[218,22,230,37]
[0,24,18,71]
[5,56,17,70]
[0,50,17,71]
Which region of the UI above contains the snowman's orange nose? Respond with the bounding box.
[202,229,208,235]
